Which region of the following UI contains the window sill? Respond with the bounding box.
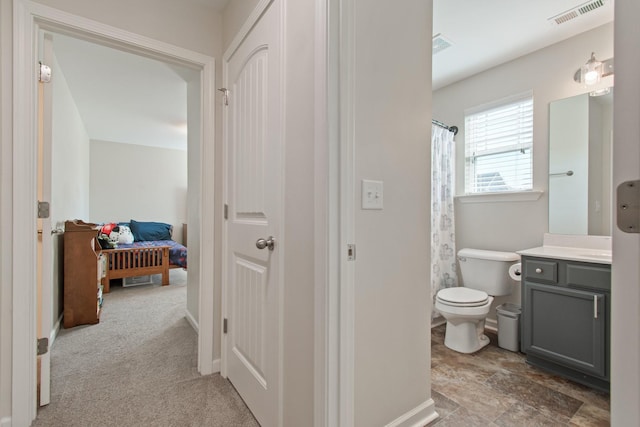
[455,190,544,204]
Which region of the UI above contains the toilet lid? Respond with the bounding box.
[437,287,489,307]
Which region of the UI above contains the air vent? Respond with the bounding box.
[432,33,453,55]
[548,0,606,25]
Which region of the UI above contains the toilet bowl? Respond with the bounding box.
[435,287,494,353]
[436,248,519,354]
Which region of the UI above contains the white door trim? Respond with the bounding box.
[11,2,216,425]
[338,0,356,424]
[313,0,331,424]
[314,0,356,425]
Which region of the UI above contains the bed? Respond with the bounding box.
[99,220,187,293]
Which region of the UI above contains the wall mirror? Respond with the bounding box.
[548,89,613,236]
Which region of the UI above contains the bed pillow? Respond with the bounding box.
[116,225,134,244]
[129,220,172,241]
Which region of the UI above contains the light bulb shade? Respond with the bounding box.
[581,53,603,86]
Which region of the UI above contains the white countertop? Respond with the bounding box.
[517,234,612,264]
[517,245,612,264]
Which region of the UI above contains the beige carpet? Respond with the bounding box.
[34,270,259,427]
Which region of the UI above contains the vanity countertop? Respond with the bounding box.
[517,245,611,265]
[517,234,612,265]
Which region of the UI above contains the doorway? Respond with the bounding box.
[11,4,217,424]
[40,27,195,401]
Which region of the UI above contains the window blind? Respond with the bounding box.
[464,94,533,194]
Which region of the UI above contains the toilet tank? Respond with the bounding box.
[458,248,520,296]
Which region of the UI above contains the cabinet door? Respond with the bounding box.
[523,282,606,377]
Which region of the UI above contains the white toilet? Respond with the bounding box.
[435,248,520,354]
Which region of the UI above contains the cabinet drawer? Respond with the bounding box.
[567,264,611,291]
[524,259,558,283]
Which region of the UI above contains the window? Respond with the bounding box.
[464,93,533,194]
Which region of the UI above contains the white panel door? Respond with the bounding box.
[224,1,281,426]
[37,31,54,407]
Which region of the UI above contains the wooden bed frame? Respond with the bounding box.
[100,245,180,293]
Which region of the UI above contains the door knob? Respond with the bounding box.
[256,236,276,251]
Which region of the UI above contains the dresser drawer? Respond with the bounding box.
[524,259,558,283]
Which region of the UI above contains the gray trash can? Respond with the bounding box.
[496,303,521,352]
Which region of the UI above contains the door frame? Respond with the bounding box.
[313,0,356,425]
[11,1,216,425]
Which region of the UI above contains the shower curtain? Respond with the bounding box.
[431,125,458,319]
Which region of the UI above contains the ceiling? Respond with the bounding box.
[433,0,614,90]
[53,34,197,151]
[52,0,615,151]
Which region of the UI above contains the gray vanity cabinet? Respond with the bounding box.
[521,256,610,391]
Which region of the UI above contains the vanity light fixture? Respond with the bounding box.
[582,52,602,85]
[573,52,614,87]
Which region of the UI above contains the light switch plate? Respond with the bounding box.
[362,179,383,210]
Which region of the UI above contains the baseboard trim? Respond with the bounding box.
[185,310,199,333]
[0,416,11,427]
[485,318,498,332]
[49,313,63,347]
[431,316,446,328]
[211,358,221,373]
[384,398,439,427]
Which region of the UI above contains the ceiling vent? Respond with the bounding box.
[433,33,453,55]
[548,0,606,25]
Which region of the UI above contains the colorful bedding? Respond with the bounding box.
[115,240,187,269]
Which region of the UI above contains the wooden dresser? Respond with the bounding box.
[63,220,105,328]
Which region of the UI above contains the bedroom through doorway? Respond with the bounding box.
[37,28,204,409]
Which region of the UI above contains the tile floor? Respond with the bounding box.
[428,324,610,426]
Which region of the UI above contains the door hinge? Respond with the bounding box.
[218,88,229,106]
[223,318,228,334]
[224,203,228,220]
[617,180,640,233]
[39,62,51,83]
[37,201,50,219]
[347,244,356,261]
[37,337,49,356]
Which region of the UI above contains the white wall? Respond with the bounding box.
[612,0,640,424]
[51,53,92,326]
[88,140,188,243]
[433,23,614,320]
[353,1,433,425]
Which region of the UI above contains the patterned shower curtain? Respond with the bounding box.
[431,125,458,319]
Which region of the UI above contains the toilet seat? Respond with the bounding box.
[436,287,489,307]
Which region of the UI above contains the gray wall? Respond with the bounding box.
[432,23,614,321]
